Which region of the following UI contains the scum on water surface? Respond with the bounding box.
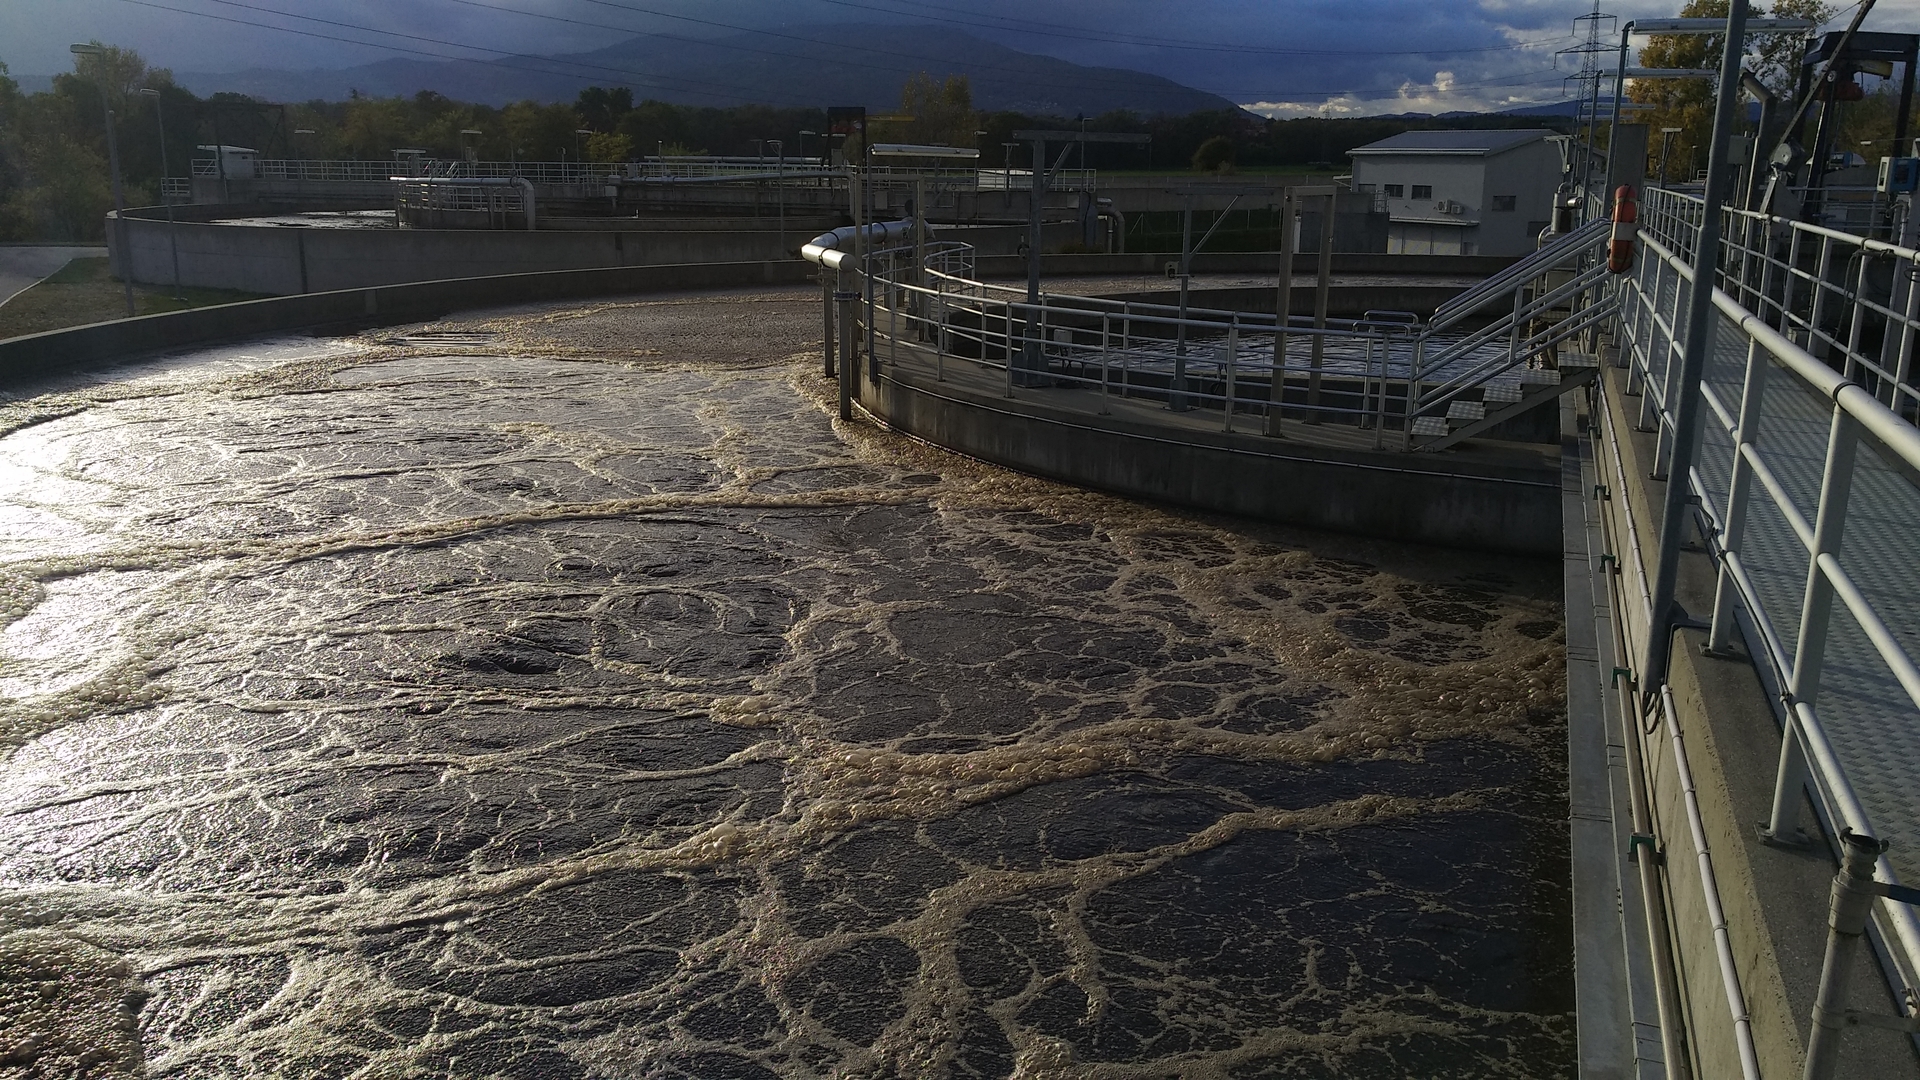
[0,286,1573,1079]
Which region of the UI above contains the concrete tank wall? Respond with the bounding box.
[111,208,1060,296]
[115,212,810,295]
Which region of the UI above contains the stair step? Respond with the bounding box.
[1446,400,1486,423]
[1411,416,1449,438]
[1520,368,1561,387]
[1559,351,1599,370]
[1484,380,1524,405]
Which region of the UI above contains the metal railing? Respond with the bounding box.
[394,180,526,216]
[185,157,1089,193]
[847,237,1521,442]
[819,223,1610,446]
[1640,186,1920,417]
[1614,209,1920,1004]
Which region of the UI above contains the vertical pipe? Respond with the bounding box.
[1173,195,1194,410]
[1707,338,1769,653]
[1843,253,1871,384]
[1802,832,1887,1080]
[1308,191,1334,420]
[101,103,133,317]
[823,272,838,378]
[1268,189,1296,437]
[1025,137,1046,384]
[836,290,855,420]
[1640,0,1750,705]
[1767,405,1861,841]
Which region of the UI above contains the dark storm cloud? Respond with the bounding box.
[3,0,1901,112]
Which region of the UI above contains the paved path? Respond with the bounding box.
[0,245,107,308]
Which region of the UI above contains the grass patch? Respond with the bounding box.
[0,258,268,340]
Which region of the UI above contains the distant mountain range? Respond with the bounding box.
[164,24,1241,117]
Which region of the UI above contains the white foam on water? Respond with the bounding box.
[0,292,1574,1078]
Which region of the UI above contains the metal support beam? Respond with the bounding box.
[1641,0,1750,700]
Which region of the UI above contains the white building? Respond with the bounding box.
[1347,129,1566,257]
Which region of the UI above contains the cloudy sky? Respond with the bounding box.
[4,0,1918,115]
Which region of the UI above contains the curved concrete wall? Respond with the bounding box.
[849,348,1561,554]
[0,258,812,379]
[110,206,1513,300]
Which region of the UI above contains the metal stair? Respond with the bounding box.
[1416,360,1599,452]
[1404,214,1615,451]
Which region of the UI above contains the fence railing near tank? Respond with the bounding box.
[185,158,1090,194]
[1615,205,1920,1009]
[1640,185,1920,416]
[853,239,1448,441]
[393,180,526,216]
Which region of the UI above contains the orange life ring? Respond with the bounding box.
[1608,185,1638,275]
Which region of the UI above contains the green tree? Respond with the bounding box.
[896,72,976,147]
[576,86,634,132]
[1630,0,1833,181]
[585,131,634,162]
[1192,135,1236,172]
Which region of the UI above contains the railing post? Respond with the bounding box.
[1005,303,1016,398]
[1807,236,1836,357]
[1842,249,1873,385]
[1404,336,1423,449]
[1099,313,1111,415]
[1707,337,1769,654]
[1767,402,1862,841]
[1222,319,1239,433]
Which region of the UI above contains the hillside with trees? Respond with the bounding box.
[0,45,1569,243]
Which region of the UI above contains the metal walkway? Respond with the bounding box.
[1620,188,1920,1038]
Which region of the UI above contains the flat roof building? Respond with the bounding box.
[1348,129,1565,257]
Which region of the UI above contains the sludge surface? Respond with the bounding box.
[0,287,1572,1078]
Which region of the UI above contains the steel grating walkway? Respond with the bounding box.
[1668,305,1920,886]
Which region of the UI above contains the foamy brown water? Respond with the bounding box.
[0,287,1571,1078]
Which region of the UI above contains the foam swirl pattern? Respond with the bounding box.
[0,288,1573,1078]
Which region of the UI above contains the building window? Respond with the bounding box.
[1411,184,1433,200]
[1491,195,1517,212]
[1384,184,1404,198]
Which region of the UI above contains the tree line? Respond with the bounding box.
[2,42,1570,243]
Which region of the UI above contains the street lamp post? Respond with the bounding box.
[1657,126,1683,186]
[71,43,134,317]
[770,139,786,252]
[137,88,182,301]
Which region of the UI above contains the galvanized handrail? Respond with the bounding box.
[851,239,1422,435]
[819,230,1613,440]
[1639,185,1920,417]
[1615,221,1920,1000]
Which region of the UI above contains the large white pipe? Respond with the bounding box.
[801,219,916,270]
